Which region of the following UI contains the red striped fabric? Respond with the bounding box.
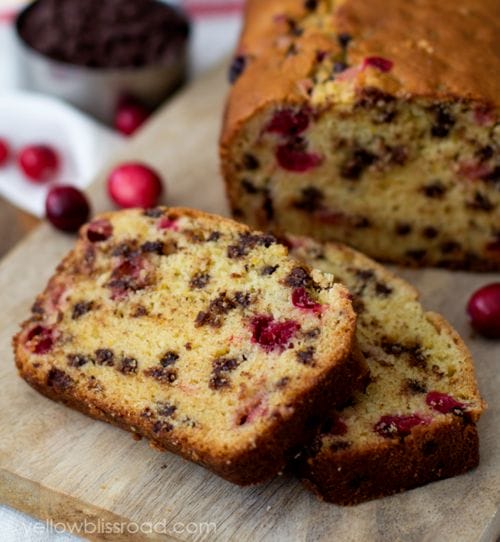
[181,0,244,17]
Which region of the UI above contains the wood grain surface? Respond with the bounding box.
[0,63,498,542]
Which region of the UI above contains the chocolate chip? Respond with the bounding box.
[304,0,318,10]
[337,33,352,48]
[229,55,246,84]
[476,145,493,161]
[261,265,279,276]
[132,305,148,317]
[31,301,45,316]
[276,377,290,388]
[67,353,92,367]
[440,241,461,254]
[304,327,320,339]
[143,207,165,218]
[430,105,455,137]
[340,148,376,180]
[422,226,439,239]
[404,379,427,394]
[234,291,251,308]
[152,420,173,434]
[47,368,73,389]
[296,346,315,365]
[482,165,500,186]
[406,249,427,261]
[145,366,177,382]
[330,440,351,452]
[120,357,138,375]
[227,232,276,259]
[284,267,312,288]
[190,272,210,289]
[396,222,412,236]
[287,18,303,36]
[241,179,259,194]
[467,191,495,211]
[333,61,348,73]
[353,216,371,229]
[355,87,397,123]
[293,187,324,213]
[112,242,136,257]
[72,301,93,319]
[161,351,179,367]
[263,190,274,220]
[422,182,446,198]
[157,402,176,417]
[195,292,237,328]
[242,153,260,170]
[141,241,164,255]
[209,357,240,390]
[207,231,221,242]
[95,348,114,366]
[375,282,393,297]
[355,269,375,282]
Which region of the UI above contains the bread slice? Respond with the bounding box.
[13,207,364,485]
[287,235,485,504]
[220,0,499,271]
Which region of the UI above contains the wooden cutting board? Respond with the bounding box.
[0,63,499,542]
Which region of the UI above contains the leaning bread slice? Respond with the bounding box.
[288,235,485,504]
[13,207,363,485]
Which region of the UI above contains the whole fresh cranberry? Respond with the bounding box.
[114,99,150,136]
[467,283,500,338]
[107,162,163,208]
[0,138,10,166]
[45,186,90,232]
[18,144,59,182]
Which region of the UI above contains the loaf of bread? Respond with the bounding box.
[220,0,499,271]
[288,235,485,504]
[13,207,365,485]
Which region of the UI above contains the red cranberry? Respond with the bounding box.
[87,219,113,242]
[45,186,90,232]
[107,162,163,208]
[426,391,465,415]
[363,56,393,72]
[18,144,59,182]
[266,108,310,136]
[0,138,10,166]
[26,325,54,354]
[292,287,322,312]
[374,414,428,438]
[250,315,300,352]
[330,417,348,436]
[114,99,150,136]
[276,142,322,172]
[158,216,179,231]
[467,283,500,338]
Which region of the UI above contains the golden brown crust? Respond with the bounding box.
[14,331,367,485]
[221,0,499,147]
[297,417,480,505]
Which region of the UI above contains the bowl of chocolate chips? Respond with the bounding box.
[15,0,190,124]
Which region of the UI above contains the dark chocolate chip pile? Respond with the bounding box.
[18,0,190,68]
